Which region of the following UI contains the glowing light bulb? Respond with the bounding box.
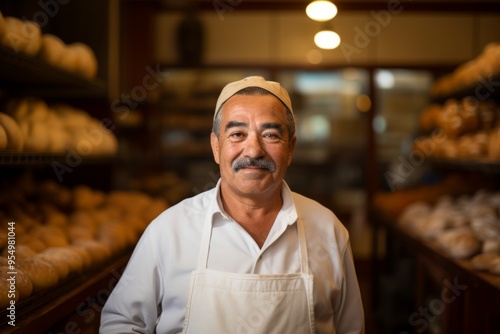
[314,30,341,49]
[306,1,338,22]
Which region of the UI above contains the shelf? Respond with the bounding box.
[0,252,131,333]
[431,73,500,104]
[430,158,500,175]
[0,45,107,99]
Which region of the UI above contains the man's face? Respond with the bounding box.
[211,94,296,198]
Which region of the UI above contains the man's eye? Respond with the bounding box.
[264,133,279,139]
[230,132,244,138]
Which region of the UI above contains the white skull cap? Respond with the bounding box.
[214,76,294,120]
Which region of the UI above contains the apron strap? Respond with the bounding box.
[197,209,214,269]
[198,204,310,275]
[296,216,310,274]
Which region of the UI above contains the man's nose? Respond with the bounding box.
[244,133,265,158]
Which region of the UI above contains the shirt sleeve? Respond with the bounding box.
[100,224,162,334]
[334,240,366,334]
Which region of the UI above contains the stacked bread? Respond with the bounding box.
[431,42,500,97]
[0,178,169,308]
[414,97,500,162]
[398,189,500,276]
[0,11,97,79]
[0,97,118,155]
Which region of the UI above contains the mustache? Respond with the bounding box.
[232,157,276,172]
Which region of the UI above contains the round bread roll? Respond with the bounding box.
[37,33,65,67]
[43,206,68,227]
[38,180,72,208]
[0,267,33,307]
[4,97,29,120]
[22,121,50,152]
[478,101,496,130]
[58,44,80,74]
[69,42,98,79]
[440,139,459,159]
[47,126,70,154]
[37,247,84,277]
[95,131,118,155]
[437,228,481,259]
[69,210,98,232]
[72,239,112,265]
[34,249,70,280]
[0,17,41,56]
[439,99,464,138]
[67,224,95,242]
[460,97,479,133]
[482,239,500,254]
[29,225,69,248]
[67,245,92,269]
[482,42,500,74]
[21,20,42,56]
[0,112,24,151]
[419,104,440,132]
[488,257,500,275]
[0,124,7,150]
[98,222,137,253]
[17,257,59,293]
[17,234,47,253]
[72,185,104,210]
[0,17,24,52]
[1,244,37,260]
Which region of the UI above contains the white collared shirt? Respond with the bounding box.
[100,180,365,334]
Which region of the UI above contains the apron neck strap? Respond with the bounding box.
[198,207,310,274]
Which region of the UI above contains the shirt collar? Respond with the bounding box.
[210,179,298,226]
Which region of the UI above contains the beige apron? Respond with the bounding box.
[181,211,316,334]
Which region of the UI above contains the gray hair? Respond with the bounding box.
[212,86,295,140]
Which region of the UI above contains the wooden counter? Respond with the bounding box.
[375,211,500,334]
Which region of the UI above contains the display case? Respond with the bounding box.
[0,2,140,332]
[371,47,500,334]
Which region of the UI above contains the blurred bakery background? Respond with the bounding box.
[0,0,499,333]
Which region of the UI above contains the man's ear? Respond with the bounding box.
[210,132,220,164]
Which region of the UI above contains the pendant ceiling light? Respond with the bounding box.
[306,1,338,22]
[314,30,341,49]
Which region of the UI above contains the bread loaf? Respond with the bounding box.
[37,34,65,67]
[17,257,59,293]
[436,228,481,259]
[0,266,33,308]
[69,42,98,79]
[0,17,41,56]
[0,112,23,151]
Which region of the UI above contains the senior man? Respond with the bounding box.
[100,76,365,334]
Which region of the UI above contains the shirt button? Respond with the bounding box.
[258,255,263,261]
